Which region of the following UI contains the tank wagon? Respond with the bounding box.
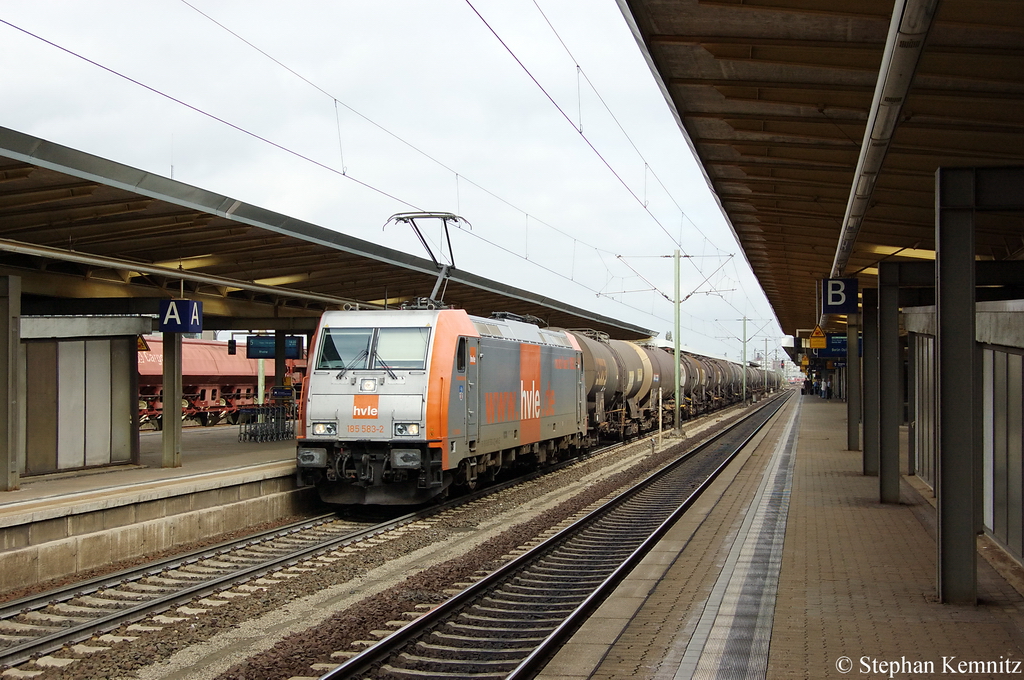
[296,309,781,505]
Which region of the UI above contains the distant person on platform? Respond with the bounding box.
[803,377,811,395]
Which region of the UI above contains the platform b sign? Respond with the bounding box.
[821,278,858,315]
[159,299,203,333]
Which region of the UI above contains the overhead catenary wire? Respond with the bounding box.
[529,0,728,254]
[183,0,743,310]
[0,14,634,304]
[177,0,689,296]
[464,0,685,251]
[466,0,744,308]
[0,18,421,213]
[1,7,778,352]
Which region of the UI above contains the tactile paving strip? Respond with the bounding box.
[675,401,801,680]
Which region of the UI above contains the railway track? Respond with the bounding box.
[0,439,610,671]
[322,392,790,680]
[0,511,398,669]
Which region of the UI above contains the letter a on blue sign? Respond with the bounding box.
[159,299,203,333]
[821,279,858,315]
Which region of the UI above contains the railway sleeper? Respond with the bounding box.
[488,595,589,607]
[554,546,637,559]
[146,576,200,587]
[382,662,509,680]
[599,513,667,526]
[51,603,108,616]
[24,611,95,625]
[121,582,176,594]
[498,584,595,596]
[445,622,557,636]
[540,555,628,567]
[80,589,152,602]
[489,586,587,600]
[459,612,566,627]
[468,604,578,618]
[415,641,538,660]
[0,620,54,634]
[487,588,584,601]
[392,653,521,673]
[73,595,135,609]
[481,595,579,609]
[520,564,607,577]
[429,631,548,648]
[512,575,606,589]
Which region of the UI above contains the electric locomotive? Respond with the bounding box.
[296,308,586,504]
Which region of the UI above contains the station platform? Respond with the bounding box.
[541,393,1024,679]
[1,425,294,510]
[0,426,308,595]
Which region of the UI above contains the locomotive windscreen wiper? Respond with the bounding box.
[336,349,368,379]
[373,351,398,380]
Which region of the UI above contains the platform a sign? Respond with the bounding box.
[158,299,202,333]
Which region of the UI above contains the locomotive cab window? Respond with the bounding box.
[456,337,467,373]
[374,328,430,370]
[317,327,429,371]
[317,327,373,370]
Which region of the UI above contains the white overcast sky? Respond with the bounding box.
[0,0,786,361]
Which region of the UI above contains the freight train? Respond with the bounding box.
[295,308,781,505]
[138,337,303,428]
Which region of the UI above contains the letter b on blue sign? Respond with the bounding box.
[159,299,203,333]
[821,279,858,315]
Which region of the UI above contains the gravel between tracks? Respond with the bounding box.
[17,406,750,680]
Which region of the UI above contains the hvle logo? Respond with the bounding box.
[520,380,541,420]
[353,394,379,419]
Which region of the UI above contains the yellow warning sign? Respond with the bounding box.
[137,335,150,352]
[801,355,809,366]
[809,325,826,349]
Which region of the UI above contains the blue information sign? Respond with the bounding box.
[814,333,863,358]
[246,336,303,359]
[158,300,203,333]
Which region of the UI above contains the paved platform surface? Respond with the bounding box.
[541,393,1024,679]
[0,425,294,521]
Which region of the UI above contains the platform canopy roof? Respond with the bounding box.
[0,126,652,339]
[619,0,1024,336]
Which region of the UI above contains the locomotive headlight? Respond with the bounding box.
[311,422,337,436]
[394,422,420,437]
[359,378,377,392]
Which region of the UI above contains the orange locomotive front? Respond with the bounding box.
[296,309,586,505]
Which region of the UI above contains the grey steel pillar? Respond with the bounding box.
[0,276,21,491]
[935,167,977,604]
[907,333,917,476]
[162,331,182,468]
[847,314,861,452]
[862,288,879,476]
[673,250,681,430]
[275,329,287,389]
[878,263,901,503]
